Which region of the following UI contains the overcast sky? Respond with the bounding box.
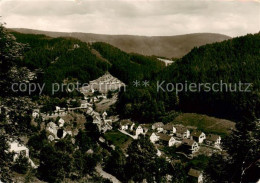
[0,0,259,37]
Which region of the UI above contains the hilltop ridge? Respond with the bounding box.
[10,28,231,58]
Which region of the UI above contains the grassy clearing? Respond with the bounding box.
[172,113,235,136]
[104,130,132,148]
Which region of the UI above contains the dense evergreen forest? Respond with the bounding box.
[107,33,260,123]
[162,33,260,121]
[11,32,109,96]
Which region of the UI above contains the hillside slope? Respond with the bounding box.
[116,33,260,122]
[10,28,231,58]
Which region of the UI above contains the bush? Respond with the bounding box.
[12,155,30,174]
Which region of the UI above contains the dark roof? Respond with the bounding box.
[152,122,164,128]
[188,168,202,178]
[175,125,188,133]
[163,123,173,131]
[182,139,196,146]
[141,124,151,129]
[120,119,133,126]
[158,133,171,141]
[191,130,204,137]
[207,134,220,142]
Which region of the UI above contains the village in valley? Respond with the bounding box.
[1,72,231,183]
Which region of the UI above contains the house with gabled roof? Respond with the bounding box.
[163,123,174,134]
[119,119,134,131]
[205,134,221,148]
[8,141,37,168]
[188,168,203,183]
[133,125,144,136]
[191,131,206,143]
[150,132,159,143]
[32,109,40,118]
[173,125,190,139]
[182,139,199,154]
[152,122,164,132]
[158,133,176,147]
[140,124,150,134]
[58,118,65,127]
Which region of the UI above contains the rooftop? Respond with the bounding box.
[191,130,204,137]
[175,125,188,133]
[188,168,202,178]
[207,134,220,142]
[153,122,164,128]
[120,119,133,126]
[158,133,171,141]
[163,123,173,131]
[182,139,196,146]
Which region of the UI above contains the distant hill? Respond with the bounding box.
[10,28,231,58]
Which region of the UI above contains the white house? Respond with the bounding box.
[173,125,190,139]
[55,106,61,112]
[140,124,150,134]
[119,120,133,131]
[48,135,55,142]
[8,141,29,161]
[188,168,203,183]
[135,125,144,136]
[102,111,108,119]
[157,149,162,157]
[150,132,159,143]
[205,134,221,148]
[163,123,174,134]
[32,109,40,118]
[191,131,206,143]
[168,137,176,147]
[152,122,164,132]
[46,122,58,138]
[182,139,199,154]
[158,133,177,147]
[73,44,80,49]
[58,118,65,127]
[8,141,37,168]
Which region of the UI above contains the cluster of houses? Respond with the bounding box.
[119,120,149,139]
[80,72,125,94]
[118,121,209,182]
[45,117,73,141]
[150,122,221,155]
[32,98,114,135]
[119,121,221,156]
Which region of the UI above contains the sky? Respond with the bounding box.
[0,0,259,37]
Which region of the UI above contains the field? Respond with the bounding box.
[172,113,236,136]
[104,130,132,149]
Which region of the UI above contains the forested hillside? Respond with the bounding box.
[11,32,165,96]
[114,33,260,122]
[11,32,109,96]
[92,42,164,84]
[163,33,260,121]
